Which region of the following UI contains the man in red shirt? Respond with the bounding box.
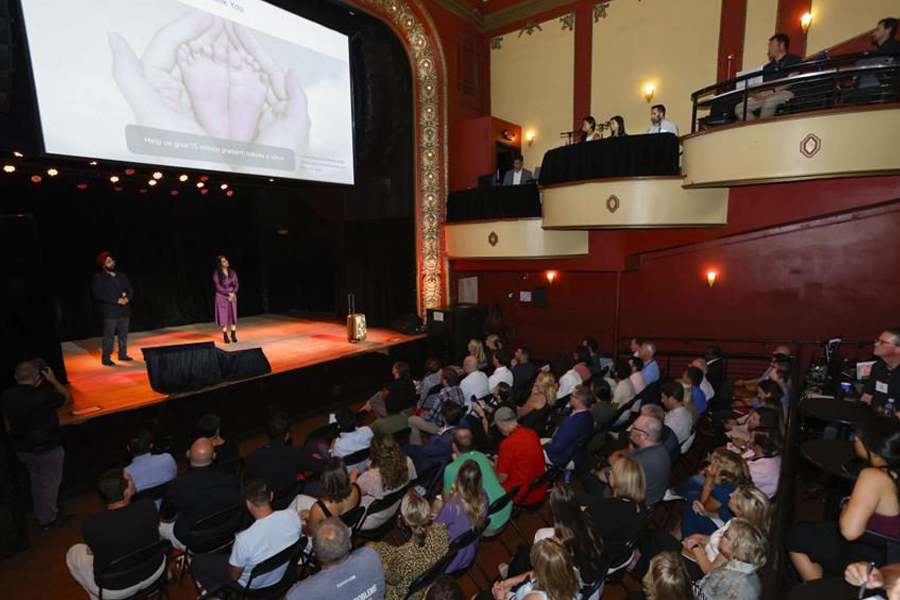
[493,407,546,504]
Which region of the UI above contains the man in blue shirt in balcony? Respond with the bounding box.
[639,341,660,386]
[735,33,801,120]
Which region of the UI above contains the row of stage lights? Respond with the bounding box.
[2,151,239,197]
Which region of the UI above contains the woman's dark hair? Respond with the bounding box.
[575,345,591,366]
[858,415,900,467]
[320,457,353,503]
[754,407,783,435]
[583,115,597,131]
[591,378,612,403]
[750,430,781,457]
[552,355,576,379]
[757,379,783,401]
[335,407,357,433]
[494,382,512,404]
[393,361,412,381]
[215,255,228,284]
[630,356,644,371]
[610,115,626,136]
[547,484,604,579]
[614,358,632,381]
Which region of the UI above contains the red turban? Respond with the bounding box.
[95,251,111,267]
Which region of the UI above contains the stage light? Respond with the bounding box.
[226,190,234,197]
[199,175,209,182]
[2,165,15,173]
[13,151,23,158]
[220,183,228,190]
[196,181,204,188]
[170,190,179,196]
[152,171,163,180]
[77,183,88,190]
[545,270,558,284]
[800,12,812,34]
[179,174,188,182]
[47,168,59,176]
[268,178,275,182]
[31,175,42,183]
[525,131,535,146]
[114,186,124,192]
[89,161,98,166]
[200,188,209,195]
[109,175,120,183]
[707,270,718,287]
[643,83,655,103]
[124,168,135,175]
[148,179,158,186]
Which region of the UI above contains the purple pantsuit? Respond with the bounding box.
[214,269,239,327]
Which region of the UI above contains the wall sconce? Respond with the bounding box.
[501,129,516,142]
[643,83,655,103]
[525,131,535,146]
[706,270,718,287]
[545,270,558,285]
[800,12,812,34]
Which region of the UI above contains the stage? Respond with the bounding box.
[59,314,425,425]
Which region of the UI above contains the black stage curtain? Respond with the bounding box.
[538,133,680,185]
[446,185,542,222]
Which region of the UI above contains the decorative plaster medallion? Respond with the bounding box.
[518,21,542,36]
[488,231,499,246]
[559,12,575,32]
[800,133,822,158]
[593,3,609,22]
[606,194,620,213]
[490,36,502,50]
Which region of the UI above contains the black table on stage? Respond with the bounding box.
[446,184,542,222]
[786,576,862,600]
[537,133,680,186]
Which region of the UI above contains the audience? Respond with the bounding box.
[159,437,241,551]
[485,334,503,372]
[556,355,582,399]
[573,345,592,382]
[494,406,546,504]
[425,576,465,600]
[690,358,716,404]
[645,105,679,135]
[489,348,515,393]
[585,457,647,572]
[518,371,557,424]
[442,429,510,534]
[468,339,488,370]
[409,367,465,445]
[582,336,608,377]
[592,414,671,507]
[285,517,385,600]
[612,359,636,408]
[244,411,322,496]
[67,469,164,600]
[331,406,374,472]
[679,450,751,538]
[629,356,647,396]
[194,413,240,470]
[698,519,766,600]
[589,379,619,448]
[640,404,681,463]
[403,401,465,474]
[502,154,534,186]
[639,342,660,387]
[861,327,900,411]
[683,366,708,417]
[542,385,595,471]
[703,346,725,402]
[582,115,602,142]
[661,381,694,453]
[734,33,801,121]
[292,457,361,535]
[373,490,450,600]
[358,432,416,531]
[511,346,537,396]
[434,459,487,573]
[367,361,417,434]
[124,428,177,504]
[461,355,491,410]
[192,479,302,594]
[738,429,782,498]
[417,357,444,404]
[638,551,703,600]
[608,115,627,138]
[491,539,581,600]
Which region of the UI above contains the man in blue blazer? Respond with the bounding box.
[403,401,465,475]
[542,385,595,472]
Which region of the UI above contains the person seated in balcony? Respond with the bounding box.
[502,154,533,186]
[646,104,679,135]
[542,385,595,471]
[735,33,802,120]
[581,115,602,141]
[609,115,627,138]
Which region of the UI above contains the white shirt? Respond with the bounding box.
[557,369,583,399]
[488,366,514,392]
[333,426,374,471]
[646,119,679,135]
[460,370,490,409]
[613,378,635,407]
[665,406,694,453]
[700,376,715,401]
[513,170,522,185]
[705,520,733,563]
[230,509,302,588]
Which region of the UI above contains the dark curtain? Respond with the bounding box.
[539,133,680,185]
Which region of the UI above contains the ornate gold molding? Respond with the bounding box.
[593,2,609,22]
[490,36,503,50]
[518,20,543,36]
[559,12,575,32]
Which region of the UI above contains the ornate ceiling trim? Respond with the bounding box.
[425,0,588,34]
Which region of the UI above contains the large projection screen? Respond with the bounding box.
[19,0,355,184]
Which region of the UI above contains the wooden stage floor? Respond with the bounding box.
[59,314,423,425]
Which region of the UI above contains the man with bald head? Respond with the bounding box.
[690,358,716,402]
[459,355,489,413]
[159,437,241,550]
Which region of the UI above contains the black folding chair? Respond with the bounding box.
[133,481,170,505]
[856,529,900,564]
[96,540,171,600]
[510,466,560,543]
[271,481,301,512]
[180,504,245,589]
[445,522,489,588]
[353,483,411,543]
[402,550,454,600]
[202,537,308,600]
[474,485,521,575]
[341,447,371,469]
[411,459,449,499]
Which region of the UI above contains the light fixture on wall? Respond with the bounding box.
[525,131,535,146]
[643,83,655,103]
[706,270,718,287]
[800,12,812,34]
[501,128,517,142]
[545,270,558,285]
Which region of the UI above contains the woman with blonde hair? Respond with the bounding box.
[680,451,751,537]
[435,460,487,573]
[699,519,766,600]
[374,490,450,600]
[586,457,647,571]
[642,551,702,600]
[469,339,487,369]
[357,432,416,530]
[519,371,558,429]
[489,539,580,600]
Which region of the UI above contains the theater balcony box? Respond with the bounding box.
[444,218,588,260]
[540,176,728,229]
[682,105,900,188]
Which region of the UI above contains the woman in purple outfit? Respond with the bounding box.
[214,255,239,344]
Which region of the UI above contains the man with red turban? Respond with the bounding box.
[91,252,134,366]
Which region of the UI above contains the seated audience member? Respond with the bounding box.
[331,407,374,472]
[592,415,671,507]
[789,415,900,581]
[582,115,602,141]
[409,367,465,445]
[698,519,766,600]
[192,479,302,594]
[589,379,619,448]
[556,356,583,399]
[468,339,488,370]
[367,361,418,434]
[734,346,791,393]
[629,355,647,396]
[646,104,679,135]
[485,334,503,373]
[542,385,595,471]
[417,357,444,404]
[511,346,537,396]
[518,371,557,424]
[125,428,176,496]
[460,355,490,410]
[159,437,241,551]
[585,457,647,571]
[245,411,323,494]
[424,576,465,600]
[641,404,681,462]
[734,429,782,498]
[734,33,801,121]
[442,429,510,533]
[2,360,72,529]
[690,358,716,403]
[609,115,627,138]
[434,460,488,573]
[374,491,450,600]
[767,356,792,409]
[722,383,784,444]
[573,345,593,382]
[194,413,240,470]
[67,469,164,600]
[640,552,703,600]
[630,337,645,357]
[639,342,661,386]
[502,154,534,186]
[403,401,465,474]
[860,328,900,412]
[661,381,694,453]
[487,539,582,600]
[612,359,636,408]
[683,485,771,578]
[845,560,900,599]
[683,366,708,417]
[285,518,385,600]
[494,407,546,504]
[850,18,900,95]
[679,450,751,537]
[582,336,608,376]
[488,348,515,393]
[704,345,725,401]
[292,457,361,535]
[357,433,416,531]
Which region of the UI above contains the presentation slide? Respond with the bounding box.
[20,0,355,184]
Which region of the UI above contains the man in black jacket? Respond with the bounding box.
[91,252,134,366]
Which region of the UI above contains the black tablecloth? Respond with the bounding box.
[142,342,271,394]
[446,184,542,222]
[538,133,680,185]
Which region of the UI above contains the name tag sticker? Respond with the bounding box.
[877,381,889,394]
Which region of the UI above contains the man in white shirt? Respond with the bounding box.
[690,358,716,402]
[192,479,302,594]
[557,358,583,399]
[502,155,534,186]
[331,407,373,471]
[488,348,514,392]
[645,104,679,135]
[661,381,694,453]
[460,355,490,411]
